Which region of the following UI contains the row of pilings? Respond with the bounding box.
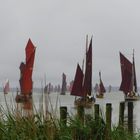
[60,101,133,140]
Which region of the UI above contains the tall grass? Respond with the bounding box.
[0,107,139,140]
[0,94,139,140]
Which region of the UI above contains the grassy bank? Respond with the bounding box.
[0,107,139,140]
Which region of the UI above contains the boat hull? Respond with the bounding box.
[125,95,140,101]
[74,98,95,108]
[96,94,104,99]
[15,94,32,103]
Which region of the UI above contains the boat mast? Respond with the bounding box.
[82,35,88,99]
[82,36,92,97]
[132,49,137,93]
[86,35,88,53]
[99,71,101,94]
[82,35,88,72]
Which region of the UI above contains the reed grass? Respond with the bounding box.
[0,94,139,140]
[0,107,139,140]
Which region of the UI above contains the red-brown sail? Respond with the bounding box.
[82,38,92,97]
[71,64,84,96]
[19,39,36,95]
[98,71,106,95]
[119,52,132,94]
[71,37,94,107]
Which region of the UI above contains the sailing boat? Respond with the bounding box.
[71,36,95,107]
[3,79,10,94]
[60,73,67,95]
[15,39,36,103]
[96,71,106,98]
[44,83,52,94]
[108,85,112,93]
[119,51,140,101]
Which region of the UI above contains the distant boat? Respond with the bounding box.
[15,39,36,103]
[96,71,106,98]
[119,51,140,101]
[44,85,48,94]
[71,36,95,108]
[60,73,67,95]
[44,83,52,94]
[69,80,74,92]
[3,79,10,94]
[108,85,112,93]
[94,83,99,93]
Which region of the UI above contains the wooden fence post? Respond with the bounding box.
[128,102,133,135]
[94,104,100,140]
[94,104,99,121]
[60,106,67,126]
[119,101,125,127]
[105,103,112,140]
[77,105,84,123]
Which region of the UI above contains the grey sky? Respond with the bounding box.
[0,0,140,88]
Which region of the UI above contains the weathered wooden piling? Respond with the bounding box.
[72,106,85,140]
[60,106,67,125]
[94,104,99,121]
[94,104,100,140]
[119,101,125,127]
[106,103,112,130]
[128,102,133,135]
[105,103,112,140]
[77,105,84,123]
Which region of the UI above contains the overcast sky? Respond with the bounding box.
[0,0,140,88]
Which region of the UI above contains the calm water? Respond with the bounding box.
[1,91,140,131]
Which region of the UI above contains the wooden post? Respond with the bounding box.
[105,103,112,140]
[94,104,99,121]
[60,106,67,126]
[119,102,125,127]
[72,106,85,140]
[128,102,133,135]
[94,104,100,140]
[77,105,84,123]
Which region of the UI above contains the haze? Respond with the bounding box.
[0,0,140,88]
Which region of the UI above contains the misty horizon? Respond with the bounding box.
[0,0,140,88]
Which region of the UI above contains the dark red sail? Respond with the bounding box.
[71,64,84,96]
[119,52,132,94]
[82,38,92,96]
[19,39,36,95]
[98,71,106,95]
